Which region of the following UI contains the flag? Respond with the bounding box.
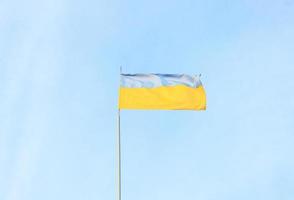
[118,74,206,110]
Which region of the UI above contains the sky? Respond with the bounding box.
[0,0,294,200]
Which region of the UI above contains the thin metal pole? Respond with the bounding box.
[117,108,121,200]
[117,66,122,200]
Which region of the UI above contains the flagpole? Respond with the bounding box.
[117,108,121,200]
[117,67,122,200]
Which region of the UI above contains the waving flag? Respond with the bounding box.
[118,74,206,110]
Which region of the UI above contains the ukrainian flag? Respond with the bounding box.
[119,74,206,110]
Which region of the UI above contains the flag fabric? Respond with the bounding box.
[118,74,206,110]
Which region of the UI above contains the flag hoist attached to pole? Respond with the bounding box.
[119,73,206,110]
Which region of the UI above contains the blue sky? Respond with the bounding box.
[1,0,294,200]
